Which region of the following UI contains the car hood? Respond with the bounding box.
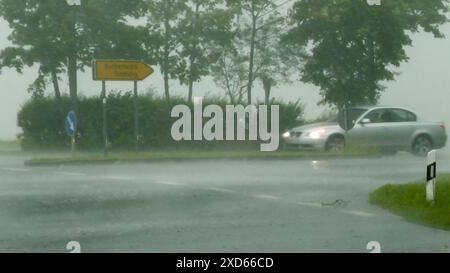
[288,122,339,132]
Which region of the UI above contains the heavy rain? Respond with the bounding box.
[0,0,449,255]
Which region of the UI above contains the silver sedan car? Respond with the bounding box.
[282,106,447,156]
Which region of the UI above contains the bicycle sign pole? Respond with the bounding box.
[65,110,78,155]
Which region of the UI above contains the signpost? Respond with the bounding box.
[93,60,154,155]
[426,150,437,203]
[337,105,354,152]
[65,110,78,153]
[337,108,353,132]
[93,60,154,81]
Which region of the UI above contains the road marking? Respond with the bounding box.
[53,171,87,177]
[154,181,186,186]
[205,187,236,194]
[295,201,323,208]
[1,167,31,172]
[341,210,376,218]
[39,168,377,219]
[254,194,281,200]
[100,176,135,181]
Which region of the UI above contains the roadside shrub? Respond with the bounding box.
[17,92,305,151]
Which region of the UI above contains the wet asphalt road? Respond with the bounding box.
[0,149,450,253]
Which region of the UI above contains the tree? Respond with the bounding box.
[253,14,304,105]
[283,0,450,109]
[144,0,187,100]
[227,0,277,105]
[0,0,71,100]
[176,0,233,102]
[211,45,248,104]
[0,0,146,109]
[214,1,302,105]
[210,6,249,104]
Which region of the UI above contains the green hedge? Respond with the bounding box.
[17,92,305,151]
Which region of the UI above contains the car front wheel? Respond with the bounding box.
[325,135,345,152]
[412,135,433,157]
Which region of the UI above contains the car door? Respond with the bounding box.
[347,109,390,148]
[385,109,417,148]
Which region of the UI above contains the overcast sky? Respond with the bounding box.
[1,14,450,140]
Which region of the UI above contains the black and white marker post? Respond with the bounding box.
[426,150,437,204]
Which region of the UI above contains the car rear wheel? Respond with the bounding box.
[325,135,345,152]
[412,135,432,157]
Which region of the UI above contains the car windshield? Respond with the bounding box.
[348,108,368,123]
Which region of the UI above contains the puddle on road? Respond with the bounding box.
[311,160,329,170]
[320,199,351,208]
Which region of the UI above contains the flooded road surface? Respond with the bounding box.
[0,149,449,253]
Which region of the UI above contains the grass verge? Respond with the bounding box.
[25,149,379,166]
[370,174,450,231]
[0,140,21,153]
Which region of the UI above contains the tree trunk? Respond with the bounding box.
[224,82,236,105]
[164,69,170,100]
[50,67,61,100]
[262,77,272,105]
[68,8,78,112]
[188,79,194,103]
[238,85,246,104]
[368,32,376,104]
[163,45,170,100]
[227,91,236,105]
[223,66,236,104]
[51,66,64,118]
[187,2,200,103]
[188,51,196,102]
[163,0,171,100]
[246,8,257,105]
[68,53,77,111]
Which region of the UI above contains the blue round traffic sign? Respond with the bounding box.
[65,111,78,137]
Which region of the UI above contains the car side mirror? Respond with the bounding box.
[360,118,371,125]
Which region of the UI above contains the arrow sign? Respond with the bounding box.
[93,60,154,81]
[65,111,78,137]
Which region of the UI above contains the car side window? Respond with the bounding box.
[364,109,389,123]
[379,110,395,123]
[390,109,417,122]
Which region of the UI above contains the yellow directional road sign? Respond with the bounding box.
[93,60,154,81]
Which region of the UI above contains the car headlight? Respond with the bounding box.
[308,129,327,139]
[283,132,291,138]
